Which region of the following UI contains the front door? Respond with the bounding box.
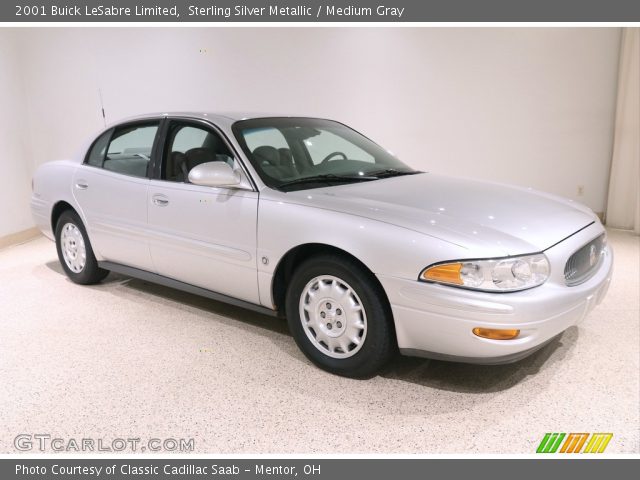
[146,120,260,304]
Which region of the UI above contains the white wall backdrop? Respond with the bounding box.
[607,28,640,233]
[0,31,31,238]
[1,27,622,236]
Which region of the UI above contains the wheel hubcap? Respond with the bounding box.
[60,223,86,273]
[299,275,367,359]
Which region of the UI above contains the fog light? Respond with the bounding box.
[472,327,520,340]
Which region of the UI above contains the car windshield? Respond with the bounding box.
[232,117,420,191]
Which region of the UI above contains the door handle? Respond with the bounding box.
[75,181,88,190]
[152,194,169,207]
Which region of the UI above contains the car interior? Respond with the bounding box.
[102,124,158,178]
[251,145,299,179]
[164,126,235,182]
[103,148,151,178]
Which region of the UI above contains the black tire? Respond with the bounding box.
[285,254,396,378]
[55,210,109,285]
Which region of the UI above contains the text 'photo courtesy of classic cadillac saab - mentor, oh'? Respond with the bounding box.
[30,113,613,377]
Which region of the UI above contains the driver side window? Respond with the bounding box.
[304,130,374,165]
[162,122,235,182]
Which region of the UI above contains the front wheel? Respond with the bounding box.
[55,210,109,285]
[285,254,396,378]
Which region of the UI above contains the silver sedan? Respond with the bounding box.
[31,112,613,377]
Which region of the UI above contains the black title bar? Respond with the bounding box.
[4,0,640,22]
[3,459,640,480]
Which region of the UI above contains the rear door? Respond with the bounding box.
[146,119,260,304]
[72,120,161,271]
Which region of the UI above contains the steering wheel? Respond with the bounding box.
[321,151,348,164]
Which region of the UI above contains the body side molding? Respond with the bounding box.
[98,261,280,317]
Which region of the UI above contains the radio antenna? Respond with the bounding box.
[98,88,106,127]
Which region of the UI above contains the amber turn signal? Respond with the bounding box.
[472,327,520,340]
[422,263,463,285]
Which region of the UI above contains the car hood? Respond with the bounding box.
[277,173,596,256]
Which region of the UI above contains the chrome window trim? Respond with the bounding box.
[81,118,164,179]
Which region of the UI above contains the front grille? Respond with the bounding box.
[564,233,606,286]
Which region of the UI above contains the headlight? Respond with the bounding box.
[420,253,550,292]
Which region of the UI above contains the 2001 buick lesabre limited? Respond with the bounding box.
[31,113,613,377]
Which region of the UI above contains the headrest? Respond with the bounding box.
[278,148,294,166]
[201,133,224,153]
[185,148,216,169]
[253,145,280,166]
[170,151,186,176]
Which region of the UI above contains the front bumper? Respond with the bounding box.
[378,224,613,364]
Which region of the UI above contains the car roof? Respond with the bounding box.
[116,111,300,124]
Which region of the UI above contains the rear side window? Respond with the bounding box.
[85,129,112,167]
[102,123,159,178]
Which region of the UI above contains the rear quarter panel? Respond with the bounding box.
[31,160,82,241]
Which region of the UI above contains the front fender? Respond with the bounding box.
[256,197,471,308]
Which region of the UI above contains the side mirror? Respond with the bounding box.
[188,161,241,188]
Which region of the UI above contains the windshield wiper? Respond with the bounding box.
[278,174,377,189]
[366,168,423,178]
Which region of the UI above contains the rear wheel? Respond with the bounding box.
[55,210,109,285]
[285,254,396,378]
